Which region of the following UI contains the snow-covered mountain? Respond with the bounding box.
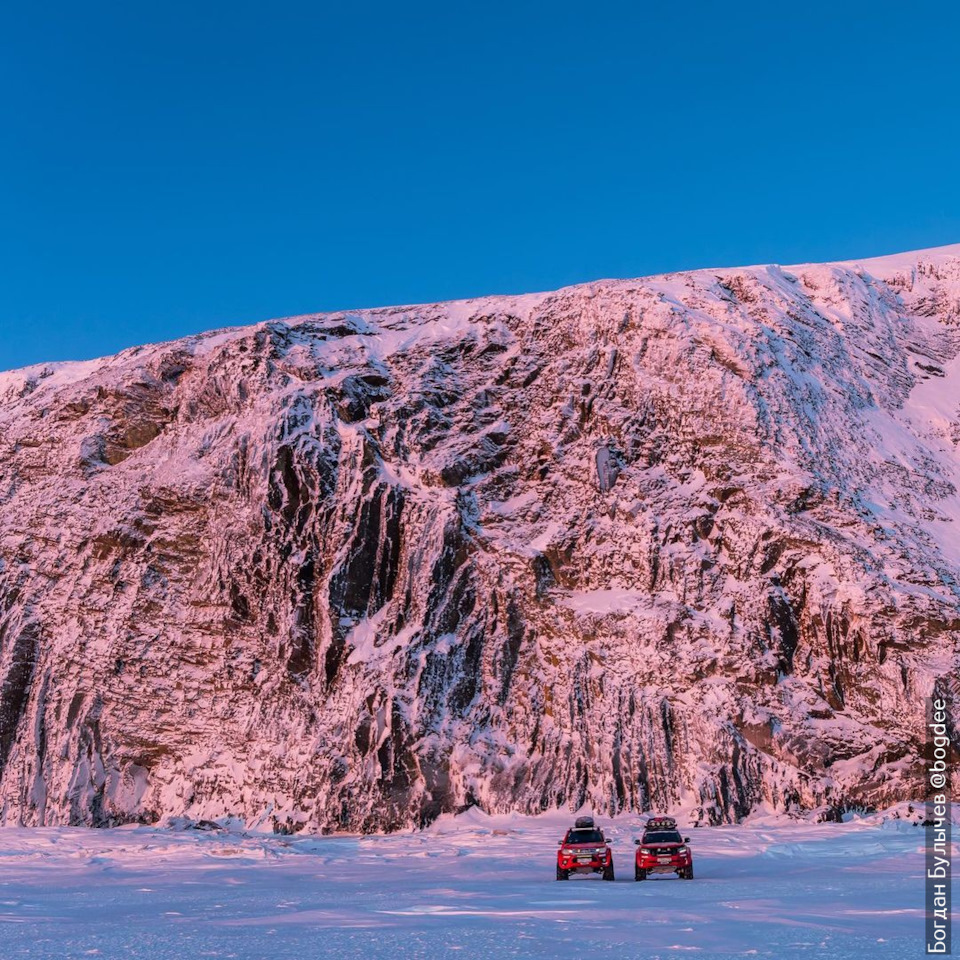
[1,245,959,831]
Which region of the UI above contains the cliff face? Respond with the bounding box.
[1,246,960,831]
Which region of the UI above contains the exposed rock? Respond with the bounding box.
[1,246,959,830]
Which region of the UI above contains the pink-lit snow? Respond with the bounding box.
[0,808,941,959]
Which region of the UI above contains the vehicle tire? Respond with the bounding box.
[603,861,615,881]
[556,865,569,881]
[635,866,646,881]
[683,866,694,880]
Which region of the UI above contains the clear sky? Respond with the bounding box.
[2,1,958,371]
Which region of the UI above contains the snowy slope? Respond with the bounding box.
[0,246,959,831]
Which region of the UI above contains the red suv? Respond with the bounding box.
[556,816,615,881]
[634,816,694,880]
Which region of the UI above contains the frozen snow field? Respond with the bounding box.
[0,808,936,959]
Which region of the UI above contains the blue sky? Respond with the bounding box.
[2,1,958,371]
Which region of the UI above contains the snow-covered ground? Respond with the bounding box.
[0,808,938,959]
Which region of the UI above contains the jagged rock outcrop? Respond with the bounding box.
[1,246,959,830]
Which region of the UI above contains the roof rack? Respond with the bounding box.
[574,816,595,829]
[644,815,677,831]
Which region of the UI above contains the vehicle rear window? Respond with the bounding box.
[566,829,604,844]
[643,831,682,844]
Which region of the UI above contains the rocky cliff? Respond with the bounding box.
[1,246,959,830]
